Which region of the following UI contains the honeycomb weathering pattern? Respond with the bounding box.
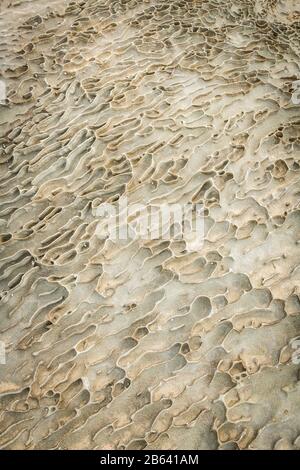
[0,0,300,451]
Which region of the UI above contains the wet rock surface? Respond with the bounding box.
[0,0,300,450]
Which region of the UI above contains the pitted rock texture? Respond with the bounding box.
[0,0,300,450]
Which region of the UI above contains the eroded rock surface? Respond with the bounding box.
[0,0,300,450]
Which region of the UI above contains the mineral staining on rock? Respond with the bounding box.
[0,0,300,450]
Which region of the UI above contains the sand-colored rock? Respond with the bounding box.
[0,0,300,450]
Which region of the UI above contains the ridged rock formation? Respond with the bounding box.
[0,0,300,450]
